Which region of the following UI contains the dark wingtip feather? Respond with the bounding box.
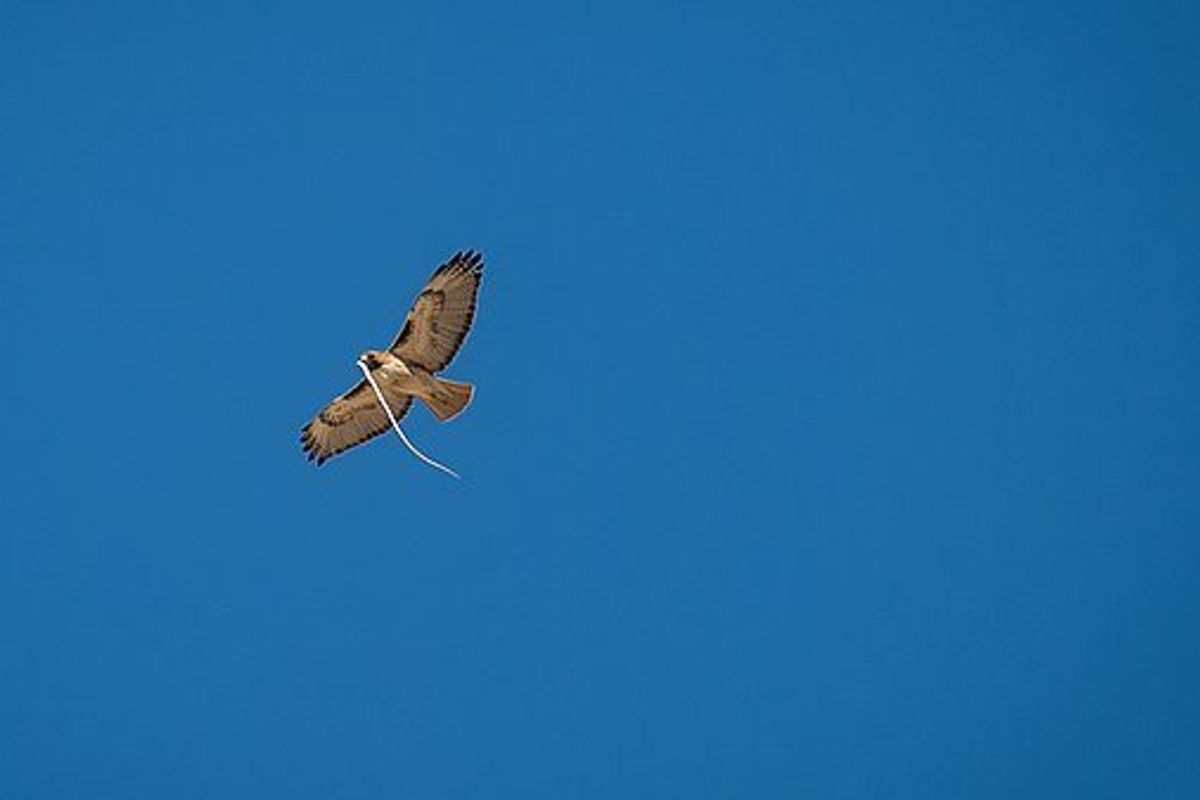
[435,249,485,277]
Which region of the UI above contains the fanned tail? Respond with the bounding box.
[420,378,473,421]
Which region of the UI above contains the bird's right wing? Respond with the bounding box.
[300,379,413,465]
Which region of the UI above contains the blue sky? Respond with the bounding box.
[2,1,1198,797]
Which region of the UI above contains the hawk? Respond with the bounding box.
[300,250,483,466]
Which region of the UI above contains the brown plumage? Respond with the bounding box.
[300,250,483,466]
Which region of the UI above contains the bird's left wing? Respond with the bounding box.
[389,250,483,372]
[300,379,413,465]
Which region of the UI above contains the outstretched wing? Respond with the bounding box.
[389,250,483,372]
[300,380,413,466]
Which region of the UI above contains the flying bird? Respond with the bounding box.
[300,250,483,466]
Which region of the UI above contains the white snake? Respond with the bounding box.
[357,359,460,480]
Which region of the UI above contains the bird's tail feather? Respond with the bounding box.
[420,378,473,421]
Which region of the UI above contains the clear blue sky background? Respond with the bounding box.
[2,1,1198,797]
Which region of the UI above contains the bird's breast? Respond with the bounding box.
[381,359,413,378]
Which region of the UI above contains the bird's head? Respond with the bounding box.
[358,350,385,370]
